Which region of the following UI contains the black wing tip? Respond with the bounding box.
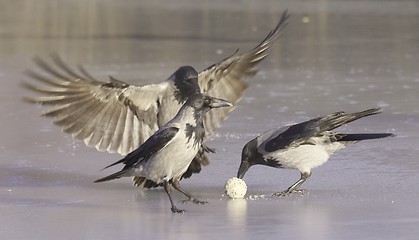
[100,158,125,171]
[21,80,35,90]
[31,55,54,70]
[384,133,396,138]
[267,9,291,37]
[29,53,101,82]
[94,178,107,183]
[363,107,382,113]
[21,95,38,104]
[330,108,382,117]
[351,107,383,118]
[21,81,40,103]
[279,9,291,26]
[31,53,63,65]
[250,9,290,53]
[94,166,128,183]
[337,133,395,142]
[94,173,121,183]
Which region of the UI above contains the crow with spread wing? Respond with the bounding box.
[95,93,232,213]
[24,11,290,188]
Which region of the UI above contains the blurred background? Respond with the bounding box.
[1,1,418,239]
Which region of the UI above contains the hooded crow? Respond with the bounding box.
[95,93,232,213]
[237,108,394,196]
[24,11,290,188]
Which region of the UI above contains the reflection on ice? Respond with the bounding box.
[247,194,268,200]
[296,204,332,239]
[227,199,247,227]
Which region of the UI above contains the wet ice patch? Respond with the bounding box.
[39,126,53,132]
[222,133,242,139]
[377,101,390,108]
[243,97,255,103]
[277,106,289,113]
[247,194,268,200]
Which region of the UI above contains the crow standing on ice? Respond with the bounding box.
[95,93,232,213]
[237,108,394,196]
[24,11,290,188]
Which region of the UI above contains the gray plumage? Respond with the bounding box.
[237,108,395,196]
[95,93,232,213]
[23,11,290,187]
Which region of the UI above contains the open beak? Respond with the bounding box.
[237,160,250,179]
[210,97,233,109]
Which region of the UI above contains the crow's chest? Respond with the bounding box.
[144,132,201,182]
[184,123,205,149]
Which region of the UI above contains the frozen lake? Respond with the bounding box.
[1,0,419,239]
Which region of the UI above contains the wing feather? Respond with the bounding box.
[88,104,118,148]
[96,102,118,151]
[25,11,290,188]
[121,109,135,155]
[109,107,128,153]
[24,56,165,155]
[198,10,290,136]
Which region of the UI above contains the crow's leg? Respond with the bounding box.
[273,172,311,197]
[172,179,208,204]
[163,180,184,213]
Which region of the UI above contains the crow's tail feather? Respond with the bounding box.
[94,170,127,183]
[337,133,395,142]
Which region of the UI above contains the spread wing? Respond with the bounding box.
[24,55,168,155]
[198,10,290,136]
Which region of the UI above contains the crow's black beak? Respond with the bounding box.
[210,98,233,109]
[237,160,250,179]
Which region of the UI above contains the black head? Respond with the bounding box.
[183,93,232,115]
[237,138,264,179]
[180,93,231,150]
[171,66,201,103]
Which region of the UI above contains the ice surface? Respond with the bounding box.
[1,0,419,239]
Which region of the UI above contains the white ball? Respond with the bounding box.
[224,177,247,199]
